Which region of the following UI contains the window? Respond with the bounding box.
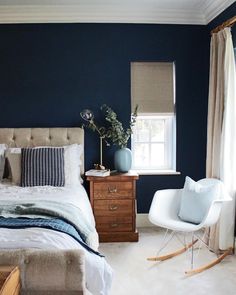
[132,114,175,170]
[131,62,176,173]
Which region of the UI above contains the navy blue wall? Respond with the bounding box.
[0,22,210,212]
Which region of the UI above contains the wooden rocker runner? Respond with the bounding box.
[147,235,232,274]
[147,239,198,262]
[147,178,232,275]
[184,247,233,275]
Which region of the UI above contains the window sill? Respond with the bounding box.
[135,170,181,176]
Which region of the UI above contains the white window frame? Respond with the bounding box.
[131,113,177,174]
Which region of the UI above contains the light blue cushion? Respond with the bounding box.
[178,176,220,224]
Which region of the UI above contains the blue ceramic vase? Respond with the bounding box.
[114,148,132,173]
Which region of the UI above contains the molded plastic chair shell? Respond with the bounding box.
[148,178,231,232]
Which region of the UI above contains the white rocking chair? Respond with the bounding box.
[147,178,232,275]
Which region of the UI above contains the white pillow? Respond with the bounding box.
[0,144,7,156]
[0,144,7,181]
[178,176,220,224]
[5,144,83,186]
[64,144,83,186]
[5,148,21,184]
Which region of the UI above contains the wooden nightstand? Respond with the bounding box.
[87,171,139,242]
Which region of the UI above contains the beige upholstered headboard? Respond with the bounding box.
[0,127,84,173]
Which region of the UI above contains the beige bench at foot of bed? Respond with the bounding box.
[0,249,90,295]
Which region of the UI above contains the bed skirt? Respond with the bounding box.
[0,249,91,295]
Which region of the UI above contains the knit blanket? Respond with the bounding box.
[0,200,98,252]
[0,217,102,257]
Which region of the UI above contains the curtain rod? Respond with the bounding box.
[211,15,236,34]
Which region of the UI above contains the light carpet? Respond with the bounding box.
[99,227,236,295]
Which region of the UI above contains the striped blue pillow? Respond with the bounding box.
[21,148,65,187]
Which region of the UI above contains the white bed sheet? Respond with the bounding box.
[0,181,95,225]
[0,182,113,295]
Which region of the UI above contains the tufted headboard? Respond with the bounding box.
[0,127,84,173]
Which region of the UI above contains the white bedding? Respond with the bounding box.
[0,182,113,295]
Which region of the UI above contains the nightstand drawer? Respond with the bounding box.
[95,216,133,232]
[94,181,133,199]
[96,222,133,232]
[87,172,139,242]
[94,199,133,216]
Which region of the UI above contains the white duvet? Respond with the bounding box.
[0,182,113,295]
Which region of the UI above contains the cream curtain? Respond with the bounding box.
[206,27,236,251]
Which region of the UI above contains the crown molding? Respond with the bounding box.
[0,1,233,25]
[203,0,235,24]
[0,4,206,25]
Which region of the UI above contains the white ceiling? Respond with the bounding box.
[0,0,234,25]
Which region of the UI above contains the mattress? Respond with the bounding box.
[0,182,113,295]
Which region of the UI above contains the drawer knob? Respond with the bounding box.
[109,204,118,211]
[108,186,117,193]
[111,223,118,228]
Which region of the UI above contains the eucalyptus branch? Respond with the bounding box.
[81,104,138,149]
[83,119,110,146]
[101,104,138,149]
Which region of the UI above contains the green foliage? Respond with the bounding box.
[101,104,138,148]
[83,105,138,149]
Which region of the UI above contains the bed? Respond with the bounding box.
[0,128,113,295]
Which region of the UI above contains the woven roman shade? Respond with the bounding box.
[131,62,175,113]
